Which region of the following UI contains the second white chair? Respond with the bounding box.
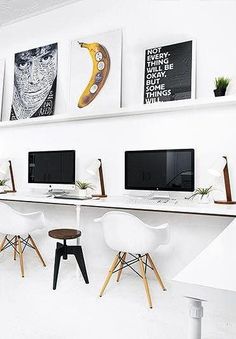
[0,202,46,277]
[94,211,170,308]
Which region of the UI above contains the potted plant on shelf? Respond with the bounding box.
[214,77,230,97]
[0,178,9,194]
[189,186,214,204]
[75,180,94,198]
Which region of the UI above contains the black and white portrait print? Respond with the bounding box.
[10,43,58,120]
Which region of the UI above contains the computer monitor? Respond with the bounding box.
[125,149,194,192]
[28,150,75,191]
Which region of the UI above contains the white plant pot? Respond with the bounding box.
[199,195,210,204]
[0,186,5,193]
[78,189,87,198]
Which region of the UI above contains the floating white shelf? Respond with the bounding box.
[1,95,236,128]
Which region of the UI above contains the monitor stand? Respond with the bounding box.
[47,189,67,197]
[147,191,170,201]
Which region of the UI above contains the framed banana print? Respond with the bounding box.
[69,29,122,114]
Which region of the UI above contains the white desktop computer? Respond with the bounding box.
[124,148,195,201]
[28,150,76,195]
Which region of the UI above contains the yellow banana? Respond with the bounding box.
[78,42,110,108]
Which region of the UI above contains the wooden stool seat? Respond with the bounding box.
[48,228,81,240]
[48,228,88,290]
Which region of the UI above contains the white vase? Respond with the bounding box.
[0,186,5,193]
[78,189,87,198]
[199,195,210,204]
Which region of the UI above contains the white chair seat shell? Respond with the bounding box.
[0,202,45,236]
[95,211,169,254]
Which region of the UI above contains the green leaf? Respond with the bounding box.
[215,76,230,90]
[0,178,9,186]
[189,186,214,200]
[75,180,95,190]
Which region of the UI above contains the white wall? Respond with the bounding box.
[0,0,236,197]
[0,1,236,338]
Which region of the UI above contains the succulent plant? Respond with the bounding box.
[189,186,214,200]
[0,178,9,187]
[75,180,94,190]
[215,77,230,90]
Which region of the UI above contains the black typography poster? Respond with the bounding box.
[10,43,58,120]
[144,41,193,104]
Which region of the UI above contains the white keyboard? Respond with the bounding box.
[54,195,92,200]
[124,197,178,205]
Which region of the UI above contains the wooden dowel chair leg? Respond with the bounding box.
[99,253,120,297]
[138,255,153,309]
[28,235,46,267]
[117,252,127,282]
[18,236,24,278]
[0,235,7,252]
[13,236,17,260]
[147,254,166,291]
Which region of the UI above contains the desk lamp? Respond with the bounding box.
[0,160,16,193]
[208,156,235,204]
[86,159,107,198]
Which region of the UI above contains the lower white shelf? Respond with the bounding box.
[0,95,235,128]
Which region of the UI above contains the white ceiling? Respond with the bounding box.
[0,0,80,26]
[0,0,228,26]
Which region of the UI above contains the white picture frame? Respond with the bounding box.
[10,43,58,121]
[143,39,196,104]
[69,29,122,115]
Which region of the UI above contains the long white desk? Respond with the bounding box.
[1,193,235,288]
[0,193,236,217]
[1,192,234,339]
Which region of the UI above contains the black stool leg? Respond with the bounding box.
[73,246,89,284]
[53,243,64,290]
[63,240,68,260]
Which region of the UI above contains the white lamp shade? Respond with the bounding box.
[0,160,9,179]
[86,159,101,176]
[208,157,226,177]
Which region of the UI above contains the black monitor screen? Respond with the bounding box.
[125,149,194,192]
[28,150,75,184]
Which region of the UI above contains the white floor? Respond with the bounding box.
[1,243,236,339]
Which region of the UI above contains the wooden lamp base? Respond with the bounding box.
[0,161,16,194]
[86,159,107,198]
[92,194,107,198]
[214,200,236,205]
[94,159,107,198]
[213,157,236,205]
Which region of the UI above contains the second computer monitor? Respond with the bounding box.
[125,149,194,192]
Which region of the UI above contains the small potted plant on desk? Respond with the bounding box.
[189,186,214,204]
[75,180,94,198]
[214,77,230,97]
[0,179,9,194]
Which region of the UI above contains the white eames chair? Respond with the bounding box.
[0,202,46,277]
[94,211,170,308]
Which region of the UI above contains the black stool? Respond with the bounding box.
[48,228,89,290]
